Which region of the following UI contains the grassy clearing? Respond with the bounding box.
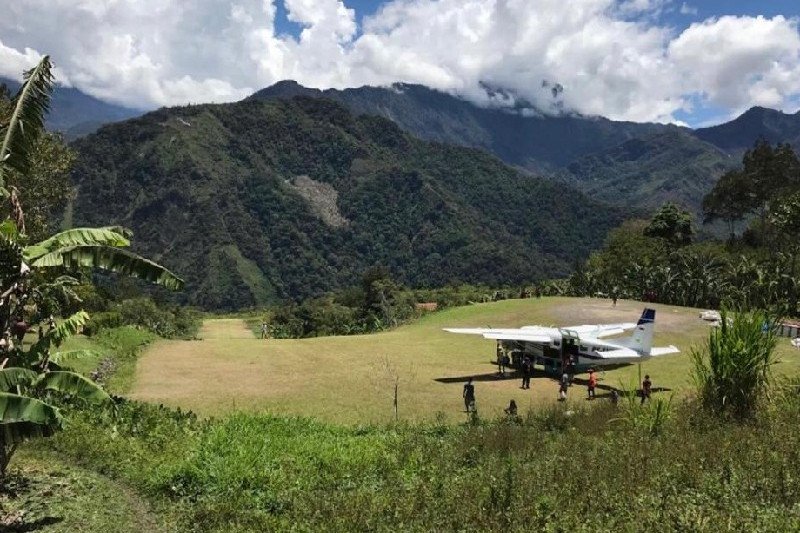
[131,297,799,423]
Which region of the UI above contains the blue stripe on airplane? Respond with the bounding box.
[637,308,656,325]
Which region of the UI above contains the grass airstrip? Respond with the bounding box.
[128,297,799,424]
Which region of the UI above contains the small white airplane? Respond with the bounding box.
[444,308,679,371]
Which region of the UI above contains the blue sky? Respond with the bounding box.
[2,1,799,127]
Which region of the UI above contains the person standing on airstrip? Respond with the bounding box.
[463,377,476,412]
[521,355,532,389]
[260,321,268,339]
[559,372,569,401]
[641,374,652,404]
[587,368,598,400]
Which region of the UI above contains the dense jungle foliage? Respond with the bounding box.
[562,141,800,318]
[69,96,626,310]
[561,129,734,212]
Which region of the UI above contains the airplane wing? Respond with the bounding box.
[443,328,499,335]
[591,345,680,359]
[443,327,552,344]
[481,332,551,343]
[566,323,637,338]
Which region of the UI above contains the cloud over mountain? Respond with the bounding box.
[1,0,799,123]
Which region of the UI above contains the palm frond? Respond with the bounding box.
[0,56,54,186]
[0,392,63,445]
[31,245,184,291]
[36,371,110,403]
[24,226,131,262]
[0,368,38,392]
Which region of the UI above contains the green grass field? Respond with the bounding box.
[128,297,799,423]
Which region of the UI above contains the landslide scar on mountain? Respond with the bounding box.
[285,175,350,228]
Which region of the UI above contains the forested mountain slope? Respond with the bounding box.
[251,82,800,214]
[69,97,625,309]
[562,130,735,211]
[250,81,669,172]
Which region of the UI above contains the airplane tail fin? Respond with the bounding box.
[621,308,655,355]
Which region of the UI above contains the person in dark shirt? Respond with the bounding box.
[463,377,476,412]
[521,356,532,389]
[641,374,652,404]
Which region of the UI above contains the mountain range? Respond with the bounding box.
[251,82,800,211]
[57,80,800,309]
[1,76,142,140]
[68,97,626,309]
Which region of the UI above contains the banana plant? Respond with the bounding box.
[0,365,109,474]
[0,56,185,477]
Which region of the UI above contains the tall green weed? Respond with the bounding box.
[692,309,778,418]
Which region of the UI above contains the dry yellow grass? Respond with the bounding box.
[130,297,799,424]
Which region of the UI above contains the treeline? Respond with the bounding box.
[561,140,799,317]
[61,280,202,339]
[263,266,538,338]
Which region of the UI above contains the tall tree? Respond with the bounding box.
[702,169,754,240]
[644,202,694,247]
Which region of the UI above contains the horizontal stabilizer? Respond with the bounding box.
[594,328,626,338]
[650,345,680,356]
[569,323,637,337]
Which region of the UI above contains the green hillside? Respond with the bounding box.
[563,130,736,212]
[69,97,625,309]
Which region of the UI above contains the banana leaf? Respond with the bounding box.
[24,226,131,261]
[28,311,90,361]
[0,392,63,445]
[36,371,110,403]
[48,350,104,366]
[30,245,184,291]
[0,368,38,392]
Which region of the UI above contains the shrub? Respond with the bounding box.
[692,309,779,418]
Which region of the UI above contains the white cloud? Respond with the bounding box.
[0,1,798,124]
[669,16,800,116]
[679,3,698,16]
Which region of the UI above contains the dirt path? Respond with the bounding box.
[198,318,255,340]
[5,451,171,532]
